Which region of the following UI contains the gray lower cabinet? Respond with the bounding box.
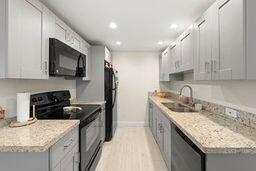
[149,102,171,171]
[148,102,153,133]
[0,126,79,171]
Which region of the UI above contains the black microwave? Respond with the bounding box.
[49,38,86,78]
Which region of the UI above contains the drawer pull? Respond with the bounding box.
[64,139,73,148]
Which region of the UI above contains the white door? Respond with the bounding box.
[217,0,245,80]
[180,26,194,72]
[194,8,212,80]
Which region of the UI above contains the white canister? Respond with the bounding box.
[17,92,30,122]
[195,103,203,111]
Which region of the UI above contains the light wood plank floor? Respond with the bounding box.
[95,127,168,171]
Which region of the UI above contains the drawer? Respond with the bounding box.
[50,126,79,169]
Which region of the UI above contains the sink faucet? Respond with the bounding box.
[179,85,193,104]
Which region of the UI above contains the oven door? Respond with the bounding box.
[80,111,102,171]
[49,38,86,77]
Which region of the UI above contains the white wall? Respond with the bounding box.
[161,72,256,114]
[0,78,76,118]
[112,52,159,127]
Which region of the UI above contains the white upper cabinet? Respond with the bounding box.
[170,41,181,73]
[166,24,194,76]
[194,6,213,81]
[0,0,51,79]
[216,0,245,80]
[193,0,256,81]
[105,47,112,63]
[160,47,171,81]
[180,25,194,72]
[54,16,84,53]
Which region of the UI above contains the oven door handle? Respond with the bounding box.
[80,110,101,127]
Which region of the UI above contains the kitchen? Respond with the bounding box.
[0,0,256,171]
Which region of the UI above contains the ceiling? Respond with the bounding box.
[42,0,215,52]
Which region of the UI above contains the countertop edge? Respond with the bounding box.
[0,120,80,153]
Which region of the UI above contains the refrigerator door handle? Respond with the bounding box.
[112,71,117,109]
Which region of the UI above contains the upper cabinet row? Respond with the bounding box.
[160,25,194,81]
[161,0,256,81]
[0,0,90,80]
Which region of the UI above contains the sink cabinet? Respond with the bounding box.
[0,126,79,171]
[149,101,171,171]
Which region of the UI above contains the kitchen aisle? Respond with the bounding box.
[95,127,168,171]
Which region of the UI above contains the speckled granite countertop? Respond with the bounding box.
[0,120,79,152]
[149,96,256,154]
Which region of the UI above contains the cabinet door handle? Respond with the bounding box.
[212,60,217,73]
[44,61,48,73]
[205,62,210,73]
[64,139,73,148]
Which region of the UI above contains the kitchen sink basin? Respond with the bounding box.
[162,102,196,113]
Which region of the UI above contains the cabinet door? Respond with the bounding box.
[169,44,176,74]
[171,42,181,73]
[8,0,44,79]
[156,111,164,152]
[55,16,71,45]
[148,103,153,132]
[152,105,158,140]
[180,26,194,72]
[217,0,245,80]
[71,33,82,52]
[105,47,112,63]
[159,54,164,81]
[60,144,79,171]
[194,8,212,80]
[163,122,171,170]
[161,48,170,81]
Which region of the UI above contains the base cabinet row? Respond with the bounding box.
[149,100,256,171]
[149,102,171,170]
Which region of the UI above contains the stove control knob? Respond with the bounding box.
[32,98,37,103]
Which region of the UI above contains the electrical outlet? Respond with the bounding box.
[225,107,238,118]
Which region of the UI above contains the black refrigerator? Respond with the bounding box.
[104,61,118,141]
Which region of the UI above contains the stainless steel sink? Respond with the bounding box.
[162,102,196,113]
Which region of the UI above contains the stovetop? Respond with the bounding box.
[30,90,101,121]
[65,105,101,121]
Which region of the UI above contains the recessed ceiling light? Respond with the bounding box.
[109,22,118,29]
[170,24,178,29]
[116,41,122,45]
[158,41,163,45]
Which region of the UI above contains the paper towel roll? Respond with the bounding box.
[17,92,30,122]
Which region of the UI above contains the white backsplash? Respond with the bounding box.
[160,72,256,115]
[0,78,76,118]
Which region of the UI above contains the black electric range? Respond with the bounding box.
[30,90,103,171]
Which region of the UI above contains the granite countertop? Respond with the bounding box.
[0,120,80,152]
[149,96,256,154]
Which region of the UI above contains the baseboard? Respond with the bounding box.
[118,121,149,127]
